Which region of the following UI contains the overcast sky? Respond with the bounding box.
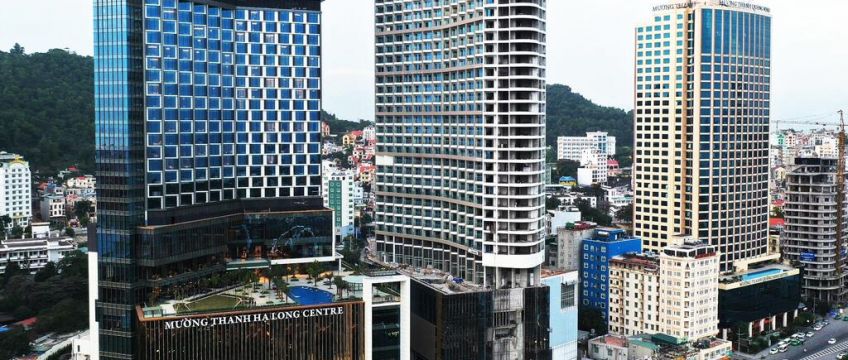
[1,0,845,125]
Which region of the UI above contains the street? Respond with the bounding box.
[736,316,848,360]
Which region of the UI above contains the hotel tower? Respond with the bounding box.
[373,0,548,289]
[632,0,771,271]
[93,1,352,358]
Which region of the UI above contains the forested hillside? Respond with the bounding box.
[0,46,633,174]
[546,84,633,150]
[0,45,94,174]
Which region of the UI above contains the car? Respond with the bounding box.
[829,338,838,344]
[837,352,847,359]
[779,345,788,352]
[843,317,848,321]
[769,347,779,354]
[807,331,815,337]
[815,325,824,331]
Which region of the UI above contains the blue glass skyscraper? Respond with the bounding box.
[94,0,324,358]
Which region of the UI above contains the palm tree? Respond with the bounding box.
[273,278,289,303]
[306,260,322,285]
[333,276,346,298]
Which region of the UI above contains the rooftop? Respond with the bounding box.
[719,262,799,287]
[610,253,659,270]
[141,268,402,319]
[590,334,628,348]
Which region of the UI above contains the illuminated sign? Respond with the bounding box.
[163,306,345,330]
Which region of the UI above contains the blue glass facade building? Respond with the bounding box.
[94,0,323,358]
[580,228,641,321]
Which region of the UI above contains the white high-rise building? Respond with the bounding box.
[0,152,32,230]
[659,238,720,340]
[374,0,547,288]
[556,131,616,162]
[632,1,771,271]
[322,161,356,240]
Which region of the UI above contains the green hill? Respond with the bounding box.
[0,45,94,174]
[546,84,632,152]
[0,46,633,174]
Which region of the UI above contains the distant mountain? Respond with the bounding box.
[0,47,632,174]
[0,46,94,174]
[546,84,633,152]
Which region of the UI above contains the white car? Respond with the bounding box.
[829,338,837,345]
[769,348,779,354]
[807,331,815,338]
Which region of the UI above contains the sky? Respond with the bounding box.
[1,0,845,126]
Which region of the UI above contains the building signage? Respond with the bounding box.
[718,0,770,13]
[163,306,345,330]
[652,0,770,13]
[652,1,694,11]
[800,252,816,262]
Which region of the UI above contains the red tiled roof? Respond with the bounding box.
[14,317,37,327]
[769,218,785,227]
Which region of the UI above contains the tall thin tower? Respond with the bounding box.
[632,0,772,271]
[374,0,548,288]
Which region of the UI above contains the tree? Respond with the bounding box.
[306,260,322,285]
[2,262,24,286]
[34,261,58,282]
[9,43,25,55]
[273,278,289,302]
[56,250,87,278]
[10,225,23,238]
[0,328,31,359]
[0,215,11,231]
[772,207,784,218]
[615,204,633,223]
[74,199,93,219]
[555,159,580,179]
[575,199,612,226]
[546,196,561,210]
[333,276,347,298]
[64,227,75,237]
[578,305,607,335]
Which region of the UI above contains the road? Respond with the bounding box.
[737,316,848,360]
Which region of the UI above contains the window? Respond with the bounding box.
[561,282,576,309]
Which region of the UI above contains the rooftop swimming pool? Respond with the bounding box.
[741,268,783,281]
[288,286,334,305]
